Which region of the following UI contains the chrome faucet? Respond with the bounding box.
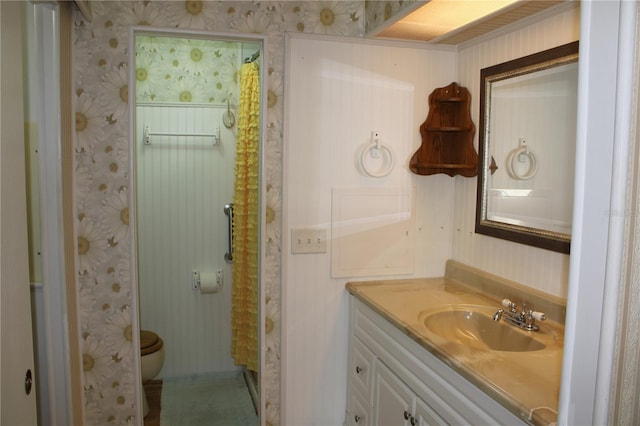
[492,299,546,331]
[492,309,504,321]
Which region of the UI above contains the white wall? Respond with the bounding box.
[136,105,239,378]
[283,34,457,425]
[452,4,580,298]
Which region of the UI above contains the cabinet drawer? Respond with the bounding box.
[349,336,376,400]
[344,398,371,426]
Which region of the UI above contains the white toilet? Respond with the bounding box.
[140,330,164,417]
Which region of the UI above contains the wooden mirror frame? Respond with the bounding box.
[475,41,579,254]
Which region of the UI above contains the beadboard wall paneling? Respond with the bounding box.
[452,4,580,298]
[283,35,457,425]
[136,104,239,378]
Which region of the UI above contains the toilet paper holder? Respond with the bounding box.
[191,269,223,291]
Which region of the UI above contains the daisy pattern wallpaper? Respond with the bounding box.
[135,35,243,105]
[72,1,416,424]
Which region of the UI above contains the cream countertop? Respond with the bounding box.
[346,274,564,426]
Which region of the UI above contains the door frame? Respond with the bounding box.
[127,26,267,424]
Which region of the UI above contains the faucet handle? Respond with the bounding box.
[501,299,518,312]
[530,311,546,321]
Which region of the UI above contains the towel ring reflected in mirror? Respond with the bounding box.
[475,41,579,254]
[506,145,538,181]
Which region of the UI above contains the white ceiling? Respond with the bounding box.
[372,0,567,45]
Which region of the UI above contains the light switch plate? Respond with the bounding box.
[291,227,328,254]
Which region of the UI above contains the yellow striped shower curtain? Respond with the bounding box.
[231,61,260,372]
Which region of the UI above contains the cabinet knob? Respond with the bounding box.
[25,369,33,395]
[403,410,411,420]
[355,366,362,374]
[354,414,361,423]
[410,416,417,426]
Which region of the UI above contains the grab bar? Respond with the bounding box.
[224,203,234,264]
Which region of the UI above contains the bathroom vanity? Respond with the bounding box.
[344,261,565,426]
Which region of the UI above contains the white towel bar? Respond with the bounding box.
[143,125,220,145]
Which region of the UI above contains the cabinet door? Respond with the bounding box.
[414,397,448,426]
[375,361,413,426]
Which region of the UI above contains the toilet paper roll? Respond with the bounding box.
[199,273,221,294]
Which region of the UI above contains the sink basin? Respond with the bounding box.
[420,306,545,352]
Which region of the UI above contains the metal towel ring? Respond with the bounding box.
[506,146,538,180]
[360,142,394,178]
[223,100,235,129]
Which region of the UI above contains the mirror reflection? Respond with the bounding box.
[476,42,579,254]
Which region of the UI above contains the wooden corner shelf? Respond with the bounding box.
[423,127,472,132]
[414,164,477,169]
[410,82,478,177]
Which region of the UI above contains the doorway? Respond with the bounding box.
[130,28,263,425]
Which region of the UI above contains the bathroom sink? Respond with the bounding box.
[420,306,545,352]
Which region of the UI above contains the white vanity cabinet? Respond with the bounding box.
[345,296,526,426]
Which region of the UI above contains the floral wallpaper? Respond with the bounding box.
[135,35,243,105]
[72,1,369,424]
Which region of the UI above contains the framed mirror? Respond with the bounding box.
[476,41,579,254]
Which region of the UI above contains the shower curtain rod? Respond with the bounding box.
[244,50,260,63]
